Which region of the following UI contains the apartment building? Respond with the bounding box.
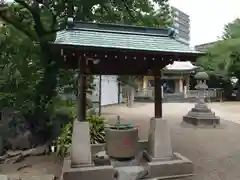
[171,6,190,45]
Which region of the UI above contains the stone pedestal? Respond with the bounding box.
[71,121,93,167]
[183,102,220,126]
[146,118,173,161]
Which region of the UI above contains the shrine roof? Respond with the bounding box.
[165,61,198,71]
[54,21,201,55]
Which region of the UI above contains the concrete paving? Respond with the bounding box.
[102,102,240,180]
[208,102,240,124]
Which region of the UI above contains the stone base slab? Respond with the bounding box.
[147,152,194,179]
[143,174,194,180]
[143,150,173,162]
[183,102,220,127]
[61,159,116,180]
[183,115,220,126]
[61,152,194,180]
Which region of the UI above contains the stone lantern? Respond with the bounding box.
[183,71,220,126]
[194,71,209,103]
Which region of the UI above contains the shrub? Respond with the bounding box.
[48,105,77,141]
[54,122,72,157]
[54,115,106,157]
[87,116,106,144]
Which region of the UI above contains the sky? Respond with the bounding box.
[170,0,240,46]
[3,0,240,47]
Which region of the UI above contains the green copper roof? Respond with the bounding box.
[54,22,200,54]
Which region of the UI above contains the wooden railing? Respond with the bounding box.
[186,89,216,98]
[135,88,154,98]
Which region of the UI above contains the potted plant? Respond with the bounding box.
[105,116,138,160]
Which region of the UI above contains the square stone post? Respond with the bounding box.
[71,56,93,167]
[146,72,173,161]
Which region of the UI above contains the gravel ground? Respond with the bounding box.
[0,155,62,180]
[102,102,240,180]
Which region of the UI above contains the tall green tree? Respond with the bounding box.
[0,0,172,138]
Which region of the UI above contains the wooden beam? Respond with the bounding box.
[51,45,198,73]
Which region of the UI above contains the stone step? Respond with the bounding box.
[115,166,148,180]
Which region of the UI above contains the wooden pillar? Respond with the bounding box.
[99,75,102,116]
[77,57,87,121]
[154,75,162,118]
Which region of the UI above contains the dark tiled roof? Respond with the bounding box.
[54,21,200,54]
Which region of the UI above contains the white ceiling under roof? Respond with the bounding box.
[165,61,197,70]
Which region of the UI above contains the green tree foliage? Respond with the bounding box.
[198,18,240,79]
[222,19,240,40]
[0,0,172,140]
[198,39,240,79]
[0,24,41,113]
[197,18,240,99]
[93,0,172,27]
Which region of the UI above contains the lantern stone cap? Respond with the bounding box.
[194,71,209,80]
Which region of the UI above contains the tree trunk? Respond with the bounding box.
[235,78,240,101]
[25,40,59,140]
[236,83,240,101]
[126,86,135,107]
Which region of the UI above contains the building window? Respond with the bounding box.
[174,11,179,16]
[174,22,179,28]
[174,16,179,21]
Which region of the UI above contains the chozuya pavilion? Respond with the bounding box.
[50,19,202,180]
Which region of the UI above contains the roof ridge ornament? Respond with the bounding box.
[168,27,178,38]
[67,0,74,29]
[67,17,74,28]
